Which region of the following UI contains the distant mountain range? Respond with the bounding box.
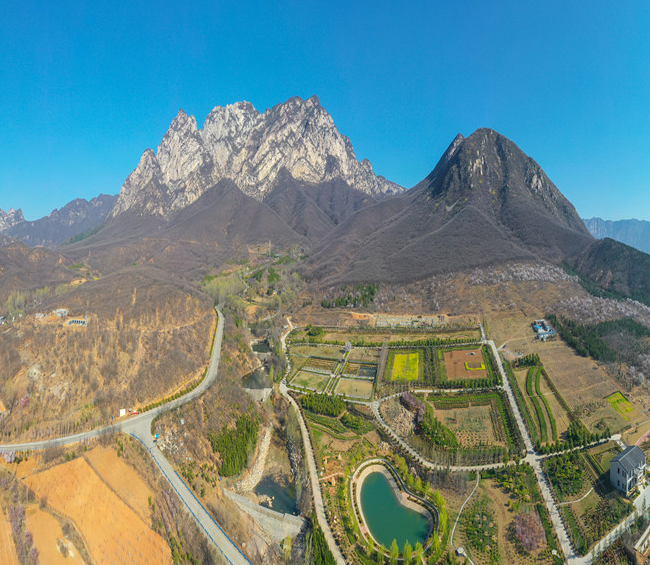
[0,194,117,247]
[583,217,650,255]
[1,95,650,308]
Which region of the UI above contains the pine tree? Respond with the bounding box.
[390,539,399,565]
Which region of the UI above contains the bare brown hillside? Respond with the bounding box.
[0,239,74,302]
[0,266,215,441]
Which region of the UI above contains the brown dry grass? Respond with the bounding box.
[479,480,552,565]
[488,312,645,434]
[26,456,171,565]
[335,378,373,399]
[435,404,502,447]
[444,348,487,380]
[0,269,216,442]
[347,348,380,363]
[0,504,20,565]
[84,446,154,523]
[25,506,85,565]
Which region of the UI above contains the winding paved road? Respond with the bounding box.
[279,319,347,565]
[0,307,252,565]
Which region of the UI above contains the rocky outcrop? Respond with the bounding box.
[0,208,25,232]
[111,96,404,218]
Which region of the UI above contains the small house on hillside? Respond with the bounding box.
[610,445,646,495]
[532,319,556,341]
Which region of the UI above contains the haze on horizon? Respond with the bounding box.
[1,1,649,221]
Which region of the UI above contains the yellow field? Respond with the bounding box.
[26,456,171,565]
[390,352,420,381]
[607,392,636,421]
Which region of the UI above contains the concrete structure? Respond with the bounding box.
[635,521,650,561]
[610,445,646,495]
[243,388,272,402]
[224,490,304,544]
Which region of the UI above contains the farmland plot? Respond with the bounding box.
[336,378,374,399]
[26,457,171,565]
[444,349,488,380]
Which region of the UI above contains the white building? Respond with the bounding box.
[610,445,646,495]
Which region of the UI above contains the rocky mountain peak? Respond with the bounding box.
[0,207,25,231]
[111,96,404,218]
[415,128,589,236]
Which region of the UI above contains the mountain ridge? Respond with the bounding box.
[583,217,650,255]
[0,194,117,248]
[110,96,403,218]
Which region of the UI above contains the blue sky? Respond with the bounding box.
[1,1,649,220]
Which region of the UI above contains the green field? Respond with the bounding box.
[606,391,635,421]
[390,352,421,381]
[291,371,330,391]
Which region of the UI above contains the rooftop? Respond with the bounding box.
[612,445,646,474]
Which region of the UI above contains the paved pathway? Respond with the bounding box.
[279,318,347,565]
[128,419,251,565]
[482,338,579,563]
[450,472,480,551]
[280,382,346,565]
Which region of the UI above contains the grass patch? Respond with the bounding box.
[527,367,548,443]
[606,391,635,421]
[464,360,486,371]
[292,371,330,391]
[536,367,558,442]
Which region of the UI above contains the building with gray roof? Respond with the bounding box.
[610,445,646,495]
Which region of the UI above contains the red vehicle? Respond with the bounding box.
[129,409,139,416]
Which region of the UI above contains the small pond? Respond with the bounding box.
[252,341,271,354]
[360,471,430,550]
[242,368,272,389]
[254,475,298,515]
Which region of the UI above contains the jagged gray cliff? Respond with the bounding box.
[0,208,25,232]
[110,96,403,217]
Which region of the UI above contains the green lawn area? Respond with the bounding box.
[390,352,420,381]
[292,371,330,391]
[607,391,635,421]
